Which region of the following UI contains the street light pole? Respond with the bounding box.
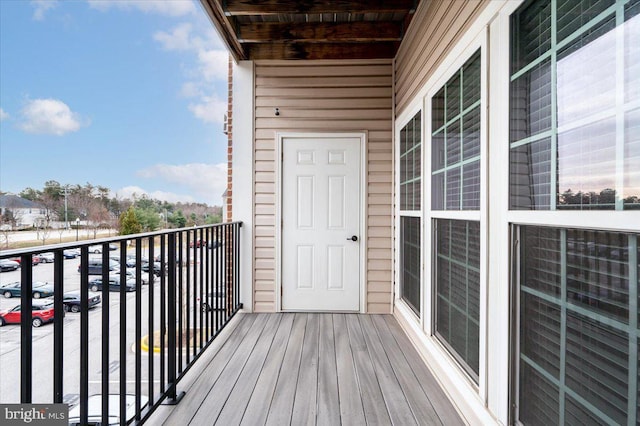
[76,217,80,241]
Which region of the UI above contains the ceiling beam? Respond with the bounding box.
[246,42,399,60]
[238,21,403,43]
[201,0,246,61]
[223,0,417,15]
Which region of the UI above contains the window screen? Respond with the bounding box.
[509,0,640,210]
[400,217,421,314]
[517,225,639,425]
[434,219,480,380]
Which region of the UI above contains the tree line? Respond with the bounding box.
[1,180,222,235]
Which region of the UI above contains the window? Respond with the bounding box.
[399,112,422,314]
[432,50,481,210]
[431,49,482,382]
[516,225,639,425]
[434,219,480,380]
[509,0,640,210]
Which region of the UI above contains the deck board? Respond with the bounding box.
[154,313,464,425]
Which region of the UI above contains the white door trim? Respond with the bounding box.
[275,132,367,313]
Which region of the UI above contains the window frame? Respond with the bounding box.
[395,106,424,319]
[424,35,488,391]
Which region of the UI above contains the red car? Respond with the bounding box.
[0,300,56,327]
[8,255,41,266]
[189,239,207,248]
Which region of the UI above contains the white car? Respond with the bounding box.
[37,252,55,263]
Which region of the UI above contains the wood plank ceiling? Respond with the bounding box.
[200,0,421,60]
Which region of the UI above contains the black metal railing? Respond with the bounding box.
[0,222,242,424]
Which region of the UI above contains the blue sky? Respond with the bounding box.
[0,0,229,206]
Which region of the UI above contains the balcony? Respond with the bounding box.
[0,221,462,425]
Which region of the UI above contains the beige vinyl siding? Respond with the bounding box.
[395,0,490,116]
[253,60,393,313]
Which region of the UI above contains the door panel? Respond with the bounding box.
[282,136,361,311]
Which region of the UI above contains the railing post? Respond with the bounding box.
[20,254,33,403]
[53,250,64,403]
[165,232,185,404]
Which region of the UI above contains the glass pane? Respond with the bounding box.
[557,17,616,127]
[400,217,421,315]
[556,0,614,43]
[433,87,446,130]
[626,5,640,103]
[446,168,461,210]
[446,74,461,120]
[557,118,616,210]
[566,230,629,323]
[625,108,640,209]
[510,137,552,210]
[432,130,445,171]
[565,312,628,425]
[519,361,560,425]
[521,293,561,378]
[435,219,480,379]
[510,60,552,143]
[432,172,444,210]
[462,161,480,210]
[522,226,561,297]
[511,0,552,74]
[462,106,480,160]
[446,120,461,166]
[462,51,481,109]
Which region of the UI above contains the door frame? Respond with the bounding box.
[275,132,367,313]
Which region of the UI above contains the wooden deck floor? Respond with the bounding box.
[150,313,464,425]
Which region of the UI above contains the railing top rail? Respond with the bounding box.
[0,221,243,258]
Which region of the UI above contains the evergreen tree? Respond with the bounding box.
[119,207,142,235]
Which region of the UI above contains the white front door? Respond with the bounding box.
[281,135,361,311]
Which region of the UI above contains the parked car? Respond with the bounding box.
[0,259,20,272]
[68,394,148,426]
[88,243,118,253]
[38,252,55,263]
[0,299,56,327]
[88,276,136,292]
[141,261,163,277]
[62,291,101,312]
[113,269,149,285]
[189,239,206,248]
[78,259,120,275]
[63,248,81,259]
[8,255,41,265]
[0,281,55,299]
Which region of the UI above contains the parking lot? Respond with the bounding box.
[0,247,212,405]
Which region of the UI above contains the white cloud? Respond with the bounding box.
[136,163,227,204]
[153,23,200,51]
[31,0,57,21]
[197,49,228,82]
[179,82,201,98]
[188,95,226,125]
[18,98,87,136]
[114,186,196,204]
[87,0,195,17]
[0,108,8,121]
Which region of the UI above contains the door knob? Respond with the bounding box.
[347,235,358,242]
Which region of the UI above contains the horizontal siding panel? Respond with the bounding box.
[255,236,275,248]
[255,247,275,259]
[255,270,275,281]
[254,302,276,312]
[368,281,392,293]
[255,258,275,270]
[369,259,393,271]
[368,292,393,304]
[255,150,275,162]
[255,281,275,292]
[368,248,392,260]
[256,75,391,88]
[367,303,392,314]
[368,216,392,228]
[254,193,275,205]
[367,183,392,194]
[368,237,392,249]
[255,215,275,226]
[256,107,390,120]
[255,118,391,131]
[255,171,275,183]
[256,63,391,77]
[368,194,392,205]
[368,270,393,282]
[367,227,392,238]
[256,97,392,109]
[368,205,392,216]
[256,86,392,98]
